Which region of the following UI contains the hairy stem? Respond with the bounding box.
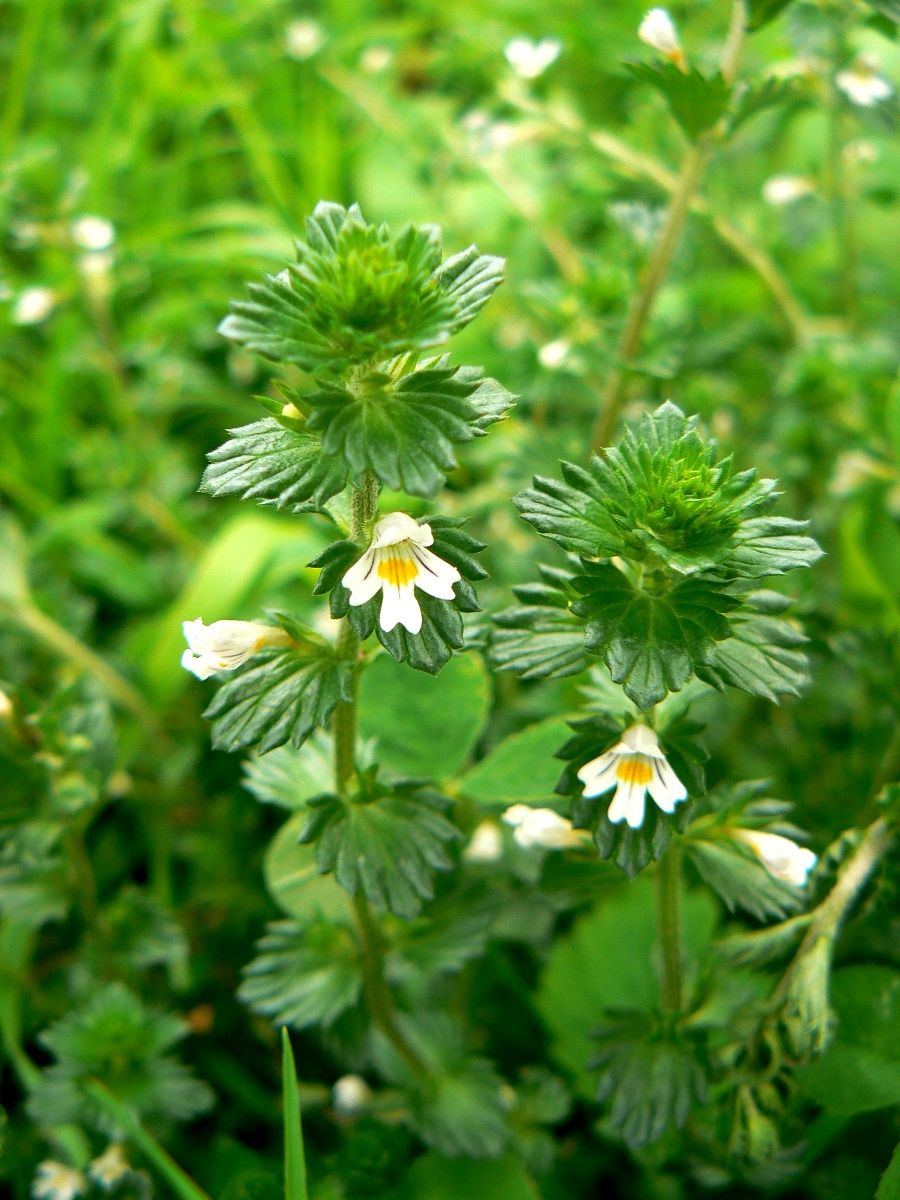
[334,477,426,1075]
[590,0,747,452]
[657,846,684,1013]
[777,816,894,1001]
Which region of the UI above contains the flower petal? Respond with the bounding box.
[379,582,422,633]
[647,757,687,812]
[578,757,620,798]
[410,545,460,599]
[607,778,647,828]
[342,548,382,605]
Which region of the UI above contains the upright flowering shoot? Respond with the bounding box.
[577,724,686,830]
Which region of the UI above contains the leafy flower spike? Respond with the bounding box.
[732,829,816,887]
[181,619,292,680]
[342,512,461,634]
[577,724,687,829]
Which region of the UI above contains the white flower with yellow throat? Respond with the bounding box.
[576,723,687,829]
[341,512,461,635]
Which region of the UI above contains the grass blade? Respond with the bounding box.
[282,1027,309,1200]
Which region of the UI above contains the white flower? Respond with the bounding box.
[638,9,685,69]
[762,175,814,206]
[13,286,55,325]
[333,1074,372,1114]
[341,512,461,636]
[463,820,503,862]
[502,805,582,850]
[538,338,570,369]
[285,18,325,60]
[732,829,817,887]
[504,37,561,80]
[0,688,13,720]
[360,45,393,74]
[576,724,687,830]
[181,619,291,680]
[836,61,893,107]
[32,1162,87,1200]
[88,1144,130,1191]
[71,215,115,251]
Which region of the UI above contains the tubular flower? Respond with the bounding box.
[32,1163,87,1200]
[732,829,817,887]
[502,804,583,850]
[181,619,292,680]
[341,512,461,635]
[577,724,687,829]
[638,8,686,71]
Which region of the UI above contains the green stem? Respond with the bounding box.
[590,0,747,452]
[776,817,894,1001]
[657,846,684,1014]
[591,141,710,452]
[14,604,156,725]
[85,1081,212,1200]
[334,477,426,1076]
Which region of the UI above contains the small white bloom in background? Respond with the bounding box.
[638,8,686,71]
[285,18,326,60]
[181,619,292,680]
[89,1144,130,1191]
[461,109,518,157]
[32,1162,87,1200]
[502,805,582,850]
[0,689,14,720]
[463,820,504,862]
[77,250,114,280]
[762,175,814,206]
[71,214,115,251]
[12,286,56,326]
[577,724,687,830]
[333,1074,372,1114]
[538,338,570,369]
[341,512,461,636]
[844,139,877,165]
[504,36,561,80]
[360,44,393,74]
[836,60,893,107]
[275,268,291,284]
[733,829,817,887]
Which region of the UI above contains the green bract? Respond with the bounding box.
[507,403,822,708]
[219,201,504,372]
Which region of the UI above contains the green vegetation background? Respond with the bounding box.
[0,0,898,1197]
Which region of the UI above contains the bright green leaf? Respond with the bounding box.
[458,719,572,809]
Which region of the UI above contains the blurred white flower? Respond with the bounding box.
[181,619,292,680]
[538,339,570,369]
[360,45,393,74]
[0,689,14,720]
[836,60,893,107]
[843,140,877,165]
[762,175,814,206]
[342,512,461,635]
[504,37,561,80]
[89,1144,130,1191]
[502,805,582,850]
[463,820,503,862]
[32,1163,87,1200]
[71,214,115,251]
[577,724,687,829]
[285,18,325,60]
[333,1074,372,1114]
[732,829,817,887]
[638,9,685,70]
[12,287,56,325]
[461,109,518,157]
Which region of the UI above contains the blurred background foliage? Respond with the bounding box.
[0,0,898,1196]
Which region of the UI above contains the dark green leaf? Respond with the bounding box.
[307,364,512,497]
[492,567,589,680]
[201,419,347,514]
[699,591,810,701]
[239,920,361,1029]
[300,778,459,919]
[404,1153,538,1200]
[592,1009,708,1147]
[204,646,353,755]
[626,63,732,139]
[683,836,803,921]
[571,562,739,708]
[727,78,802,135]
